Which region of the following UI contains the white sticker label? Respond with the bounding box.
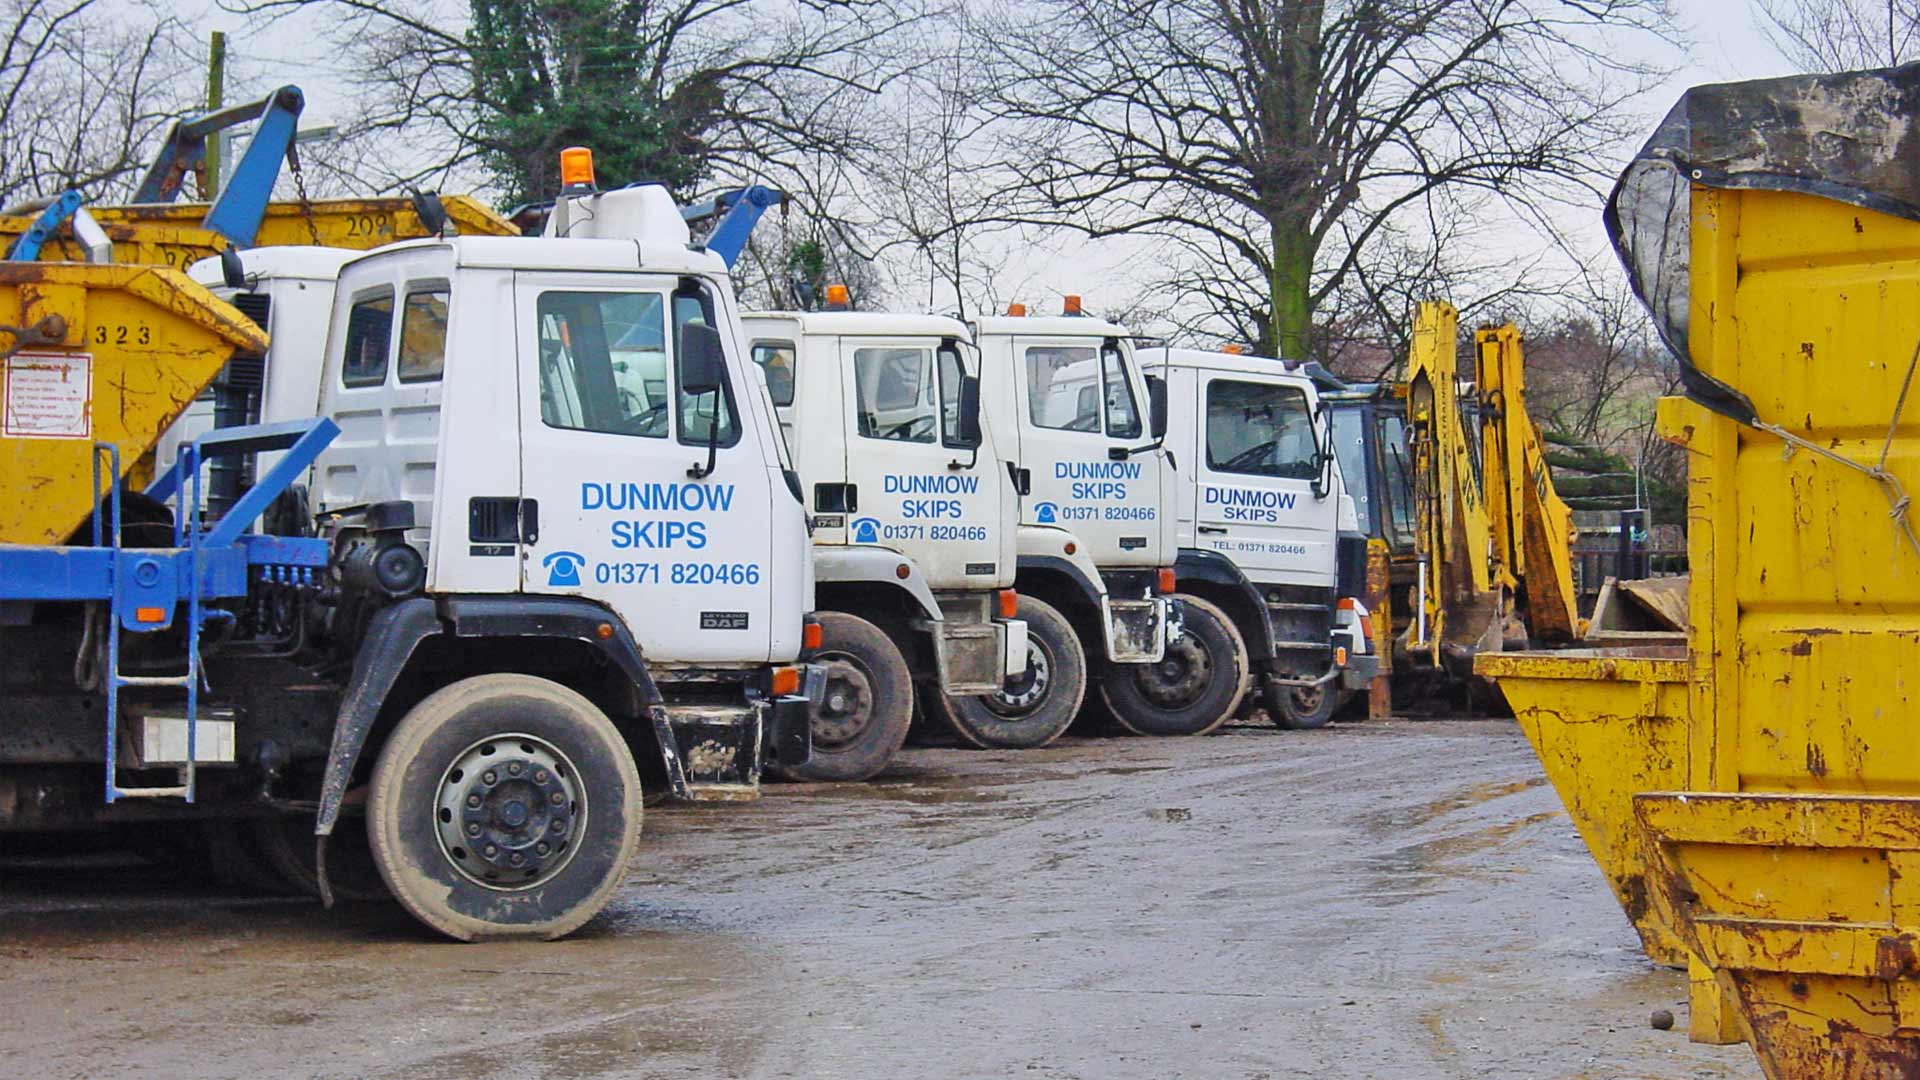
[4,352,91,439]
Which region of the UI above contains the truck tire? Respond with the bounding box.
[769,611,912,783]
[1098,594,1249,737]
[926,595,1085,750]
[367,674,642,942]
[1267,678,1339,730]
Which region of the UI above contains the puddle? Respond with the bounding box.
[1358,810,1565,906]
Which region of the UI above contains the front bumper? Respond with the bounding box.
[766,692,814,770]
[1340,653,1382,691]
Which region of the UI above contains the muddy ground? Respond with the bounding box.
[0,718,1758,1080]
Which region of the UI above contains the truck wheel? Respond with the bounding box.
[1267,678,1339,730]
[927,595,1086,750]
[769,611,912,783]
[367,674,642,942]
[1098,594,1249,736]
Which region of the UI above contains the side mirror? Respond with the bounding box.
[410,190,450,237]
[679,322,727,396]
[1146,374,1169,440]
[1312,403,1335,499]
[957,374,984,449]
[219,246,246,289]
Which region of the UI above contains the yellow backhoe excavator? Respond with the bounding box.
[1325,300,1581,715]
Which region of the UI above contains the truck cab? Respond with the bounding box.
[744,310,1072,768]
[971,309,1246,736]
[1140,347,1377,728]
[128,182,820,938]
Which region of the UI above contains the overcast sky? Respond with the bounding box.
[174,0,1807,329]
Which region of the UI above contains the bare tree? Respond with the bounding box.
[0,0,197,207]
[1758,0,1920,70]
[853,48,1043,318]
[978,0,1678,360]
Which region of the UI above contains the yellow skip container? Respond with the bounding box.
[1603,64,1920,1075]
[0,194,516,270]
[0,262,267,545]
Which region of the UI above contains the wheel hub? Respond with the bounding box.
[1136,634,1211,709]
[811,653,875,749]
[986,639,1052,717]
[436,734,582,890]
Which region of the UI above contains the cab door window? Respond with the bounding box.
[536,291,670,438]
[1028,343,1140,437]
[855,346,938,443]
[752,340,797,406]
[1026,345,1101,432]
[1206,379,1317,479]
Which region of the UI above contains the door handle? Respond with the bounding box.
[1198,525,1228,535]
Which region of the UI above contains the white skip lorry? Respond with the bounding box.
[745,305,1070,767]
[120,172,822,938]
[970,305,1246,736]
[1138,346,1378,728]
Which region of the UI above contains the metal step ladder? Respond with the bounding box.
[94,442,206,802]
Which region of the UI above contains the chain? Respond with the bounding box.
[287,145,320,246]
[1752,332,1920,562]
[0,315,66,362]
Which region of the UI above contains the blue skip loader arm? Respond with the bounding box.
[131,85,307,247]
[0,417,337,623]
[680,185,786,268]
[8,86,306,262]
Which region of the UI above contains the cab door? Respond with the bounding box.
[1193,375,1337,589]
[1015,336,1164,564]
[514,272,776,662]
[841,336,1000,587]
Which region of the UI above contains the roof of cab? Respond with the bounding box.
[190,245,361,286]
[745,310,972,341]
[1137,345,1314,382]
[972,314,1130,340]
[295,234,733,278]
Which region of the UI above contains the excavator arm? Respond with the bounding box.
[1403,300,1502,670]
[1474,324,1580,644]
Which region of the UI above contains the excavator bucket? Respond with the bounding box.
[0,195,516,269]
[0,262,267,544]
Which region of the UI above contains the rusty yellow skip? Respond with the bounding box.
[1480,65,1920,1077]
[0,195,516,270]
[0,263,266,545]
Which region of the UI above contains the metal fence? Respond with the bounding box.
[1571,508,1687,612]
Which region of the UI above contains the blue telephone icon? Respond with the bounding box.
[543,550,586,587]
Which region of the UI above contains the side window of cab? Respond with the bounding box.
[341,291,395,387]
